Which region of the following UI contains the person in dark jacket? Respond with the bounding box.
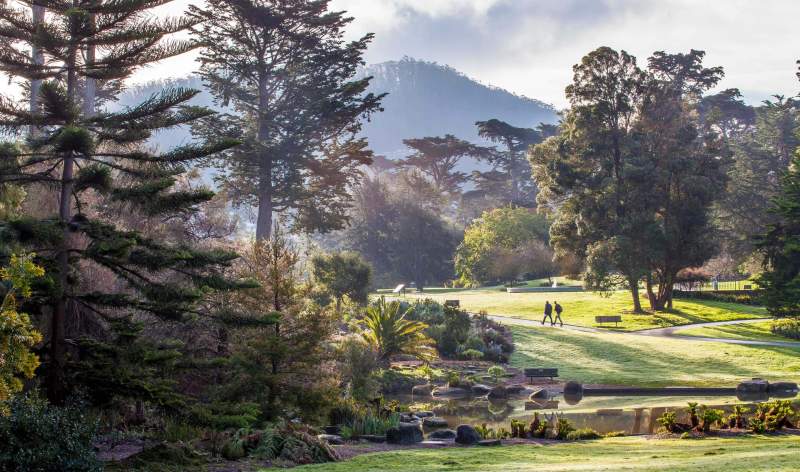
[541,301,553,325]
[554,301,564,327]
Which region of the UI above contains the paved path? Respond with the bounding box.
[488,315,800,348]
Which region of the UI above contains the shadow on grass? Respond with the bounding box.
[509,326,792,387]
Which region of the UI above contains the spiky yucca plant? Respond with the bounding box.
[360,296,435,363]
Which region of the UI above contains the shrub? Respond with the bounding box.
[0,393,101,472]
[510,419,527,438]
[488,366,506,384]
[554,417,575,440]
[749,418,766,434]
[604,431,626,438]
[461,349,484,360]
[656,410,678,433]
[566,428,602,440]
[699,406,725,433]
[771,318,800,340]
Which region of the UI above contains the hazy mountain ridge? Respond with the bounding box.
[114,59,559,162]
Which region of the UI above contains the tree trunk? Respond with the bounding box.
[629,277,644,313]
[48,40,78,404]
[29,5,44,136]
[255,81,273,240]
[82,14,96,117]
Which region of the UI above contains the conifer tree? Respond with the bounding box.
[189,0,384,240]
[398,134,491,195]
[0,0,241,403]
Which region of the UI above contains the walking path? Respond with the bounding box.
[488,315,800,348]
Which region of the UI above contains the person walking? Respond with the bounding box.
[541,301,553,325]
[553,301,564,327]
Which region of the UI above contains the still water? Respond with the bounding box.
[400,394,756,435]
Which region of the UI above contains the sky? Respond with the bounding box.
[134,0,800,109]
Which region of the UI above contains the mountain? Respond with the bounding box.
[358,58,558,158]
[113,58,559,164]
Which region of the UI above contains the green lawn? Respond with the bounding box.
[510,325,800,387]
[385,289,768,331]
[292,436,800,471]
[678,321,796,343]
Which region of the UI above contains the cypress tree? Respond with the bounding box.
[0,0,241,403]
[189,0,384,239]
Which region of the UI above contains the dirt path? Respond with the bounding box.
[488,315,800,348]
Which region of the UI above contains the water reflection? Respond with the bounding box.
[398,380,799,435]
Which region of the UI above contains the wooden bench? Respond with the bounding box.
[444,300,460,308]
[524,368,558,383]
[392,284,406,294]
[595,315,622,326]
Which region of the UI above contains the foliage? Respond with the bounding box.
[342,176,457,288]
[210,228,338,422]
[488,366,506,384]
[0,254,43,408]
[657,410,678,433]
[398,135,492,195]
[189,0,383,239]
[312,251,373,310]
[532,47,728,312]
[698,405,725,433]
[328,398,400,439]
[566,428,602,441]
[771,318,800,340]
[336,336,381,401]
[0,393,101,472]
[728,405,750,429]
[361,297,435,362]
[455,207,550,287]
[0,0,244,404]
[554,417,575,440]
[756,150,800,318]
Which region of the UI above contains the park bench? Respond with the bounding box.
[392,284,406,295]
[595,315,622,327]
[524,368,558,383]
[444,300,460,308]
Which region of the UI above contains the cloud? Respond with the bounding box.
[130,0,799,109]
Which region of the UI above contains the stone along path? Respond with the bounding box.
[488,315,800,348]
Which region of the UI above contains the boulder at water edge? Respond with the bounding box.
[386,422,424,445]
[455,424,481,445]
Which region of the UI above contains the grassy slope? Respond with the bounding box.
[386,289,767,331]
[678,321,796,342]
[510,325,800,387]
[293,436,800,472]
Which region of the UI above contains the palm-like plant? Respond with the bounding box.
[360,297,435,362]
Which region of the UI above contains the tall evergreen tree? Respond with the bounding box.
[474,119,545,206]
[398,134,491,195]
[189,0,384,240]
[0,0,241,403]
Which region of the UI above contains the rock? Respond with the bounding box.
[323,425,341,435]
[487,385,508,400]
[506,384,526,395]
[360,434,386,443]
[428,429,457,440]
[414,411,435,418]
[411,383,434,396]
[400,413,420,423]
[422,417,449,428]
[471,384,492,396]
[386,422,424,445]
[478,439,502,447]
[432,387,470,398]
[317,434,344,445]
[455,424,481,445]
[529,388,549,400]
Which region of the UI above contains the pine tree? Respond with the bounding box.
[757,152,800,318]
[0,0,241,403]
[189,0,384,240]
[398,134,491,196]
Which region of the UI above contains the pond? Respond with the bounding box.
[394,380,799,435]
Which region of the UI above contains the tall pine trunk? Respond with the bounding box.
[29,5,44,135]
[48,34,80,404]
[255,82,273,240]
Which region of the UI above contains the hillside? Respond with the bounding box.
[114,58,558,163]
